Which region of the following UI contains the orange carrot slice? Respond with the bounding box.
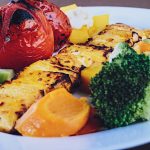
[15,88,90,137]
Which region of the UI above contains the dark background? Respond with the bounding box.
[0,0,150,8]
[50,0,150,8]
[0,0,150,150]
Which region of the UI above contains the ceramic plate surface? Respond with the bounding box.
[0,6,150,150]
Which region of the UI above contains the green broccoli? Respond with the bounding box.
[90,42,150,128]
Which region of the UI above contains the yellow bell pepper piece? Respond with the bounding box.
[89,14,109,37]
[69,25,90,44]
[70,14,109,44]
[61,4,78,12]
[81,64,103,93]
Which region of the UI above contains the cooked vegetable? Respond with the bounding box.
[0,0,71,70]
[61,4,78,12]
[0,1,54,70]
[89,14,109,37]
[69,14,109,44]
[90,42,150,128]
[81,64,103,92]
[0,69,15,84]
[26,0,72,51]
[69,26,90,44]
[15,88,90,137]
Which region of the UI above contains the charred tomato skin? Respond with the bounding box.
[0,2,54,70]
[24,0,72,51]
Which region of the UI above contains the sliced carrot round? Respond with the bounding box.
[15,88,90,137]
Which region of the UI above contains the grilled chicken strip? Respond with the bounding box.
[60,44,107,67]
[88,23,142,48]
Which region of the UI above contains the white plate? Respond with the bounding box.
[0,6,150,150]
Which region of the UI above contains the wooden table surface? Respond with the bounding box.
[0,0,150,150]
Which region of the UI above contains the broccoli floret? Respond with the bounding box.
[90,42,150,128]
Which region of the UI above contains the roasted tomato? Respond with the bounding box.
[0,2,54,70]
[24,0,72,51]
